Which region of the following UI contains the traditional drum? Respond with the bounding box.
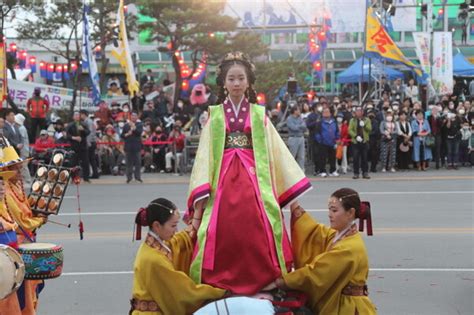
[17,243,63,280]
[59,170,69,183]
[194,297,275,315]
[53,153,64,165]
[48,168,58,181]
[32,181,43,193]
[36,167,47,179]
[42,183,51,195]
[0,244,25,299]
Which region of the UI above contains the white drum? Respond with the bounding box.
[0,244,25,299]
[194,297,275,315]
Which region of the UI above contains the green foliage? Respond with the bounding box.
[254,58,312,105]
[137,0,268,102]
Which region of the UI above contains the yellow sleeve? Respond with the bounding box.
[167,230,194,274]
[283,246,356,309]
[291,212,335,268]
[4,195,44,232]
[143,256,225,314]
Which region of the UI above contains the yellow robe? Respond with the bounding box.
[131,231,226,315]
[283,213,377,315]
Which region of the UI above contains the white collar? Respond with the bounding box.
[148,230,171,254]
[332,220,357,244]
[228,95,245,116]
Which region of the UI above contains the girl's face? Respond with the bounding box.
[224,64,249,100]
[153,214,180,241]
[328,197,355,232]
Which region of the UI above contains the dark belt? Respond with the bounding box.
[341,284,368,296]
[129,298,161,313]
[224,132,253,149]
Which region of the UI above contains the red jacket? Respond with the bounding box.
[168,133,186,153]
[338,122,351,146]
[34,137,55,153]
[27,97,49,118]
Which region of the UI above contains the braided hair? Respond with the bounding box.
[216,52,257,104]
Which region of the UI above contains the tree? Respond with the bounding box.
[89,0,137,90]
[1,0,33,111]
[254,58,312,106]
[16,0,83,113]
[137,0,268,105]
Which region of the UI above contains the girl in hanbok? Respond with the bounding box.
[263,188,377,314]
[130,198,225,315]
[187,52,311,295]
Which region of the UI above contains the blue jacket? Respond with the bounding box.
[315,118,339,146]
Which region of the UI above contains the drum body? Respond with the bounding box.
[17,243,63,280]
[0,244,25,299]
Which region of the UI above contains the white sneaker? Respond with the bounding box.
[319,172,328,178]
[390,168,396,173]
[329,171,340,177]
[381,168,386,172]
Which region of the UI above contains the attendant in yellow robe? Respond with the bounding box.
[130,198,226,315]
[0,148,47,315]
[263,188,377,315]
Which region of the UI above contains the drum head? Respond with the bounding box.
[0,244,25,299]
[194,297,274,315]
[18,243,61,250]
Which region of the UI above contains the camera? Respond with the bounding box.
[287,80,297,95]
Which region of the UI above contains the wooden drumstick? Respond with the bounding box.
[48,219,71,228]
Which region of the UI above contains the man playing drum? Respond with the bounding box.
[0,137,47,315]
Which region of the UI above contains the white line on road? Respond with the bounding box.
[59,209,327,216]
[61,268,474,276]
[359,191,473,195]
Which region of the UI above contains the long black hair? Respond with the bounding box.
[216,52,258,104]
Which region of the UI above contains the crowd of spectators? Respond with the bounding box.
[2,73,472,184]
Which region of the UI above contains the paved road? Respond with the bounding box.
[33,170,473,315]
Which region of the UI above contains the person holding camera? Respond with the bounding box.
[67,111,91,182]
[429,106,445,169]
[444,109,463,169]
[287,106,307,171]
[121,111,143,183]
[349,107,372,179]
[411,110,432,171]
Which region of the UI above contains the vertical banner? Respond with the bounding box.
[0,40,8,107]
[413,32,431,76]
[82,2,101,105]
[432,32,453,95]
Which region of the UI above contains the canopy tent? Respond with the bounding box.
[337,57,404,84]
[453,53,474,77]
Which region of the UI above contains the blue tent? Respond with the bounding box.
[453,53,474,77]
[337,57,404,84]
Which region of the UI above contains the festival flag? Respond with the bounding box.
[82,2,101,105]
[111,0,140,95]
[365,7,422,77]
[0,39,7,106]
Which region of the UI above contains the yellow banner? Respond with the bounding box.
[365,7,422,76]
[0,41,7,105]
[111,0,140,95]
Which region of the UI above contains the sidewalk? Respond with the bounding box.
[84,167,474,185]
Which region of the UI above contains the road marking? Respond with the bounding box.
[61,268,474,277]
[38,227,474,240]
[359,191,473,195]
[58,209,327,216]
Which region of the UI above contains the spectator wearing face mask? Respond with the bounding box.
[459,121,471,166]
[287,106,308,171]
[100,124,125,175]
[379,109,399,173]
[116,103,131,122]
[396,111,413,170]
[149,126,167,173]
[314,107,339,177]
[336,114,350,174]
[121,111,143,183]
[367,110,380,173]
[142,101,160,125]
[95,101,113,130]
[165,121,186,175]
[349,107,372,179]
[411,110,432,171]
[443,108,463,169]
[404,78,419,104]
[429,106,445,169]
